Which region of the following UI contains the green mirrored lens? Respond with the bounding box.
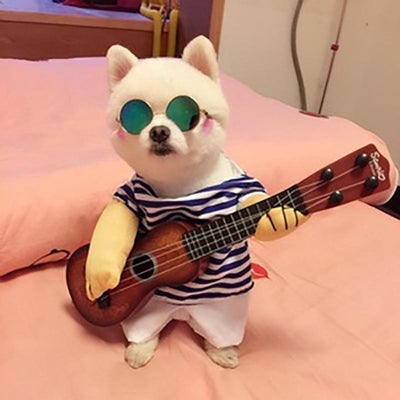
[166,96,200,131]
[120,100,153,135]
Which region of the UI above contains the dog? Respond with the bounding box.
[85,36,308,368]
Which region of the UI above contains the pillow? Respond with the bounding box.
[1,58,130,276]
[0,57,397,276]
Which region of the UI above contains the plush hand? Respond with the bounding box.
[85,199,139,300]
[240,193,310,241]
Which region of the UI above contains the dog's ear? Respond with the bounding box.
[106,45,138,90]
[182,36,219,82]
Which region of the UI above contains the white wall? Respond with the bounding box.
[219,0,400,168]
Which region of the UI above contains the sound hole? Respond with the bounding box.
[131,253,156,281]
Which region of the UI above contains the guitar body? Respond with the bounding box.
[66,221,206,327]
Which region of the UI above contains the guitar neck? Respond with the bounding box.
[183,185,307,260]
[183,144,391,261]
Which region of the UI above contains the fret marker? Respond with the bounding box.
[329,190,343,205]
[320,168,334,181]
[364,176,378,190]
[355,153,369,167]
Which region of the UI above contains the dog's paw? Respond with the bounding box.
[204,341,239,369]
[124,336,159,369]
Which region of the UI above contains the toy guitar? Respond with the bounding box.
[66,144,391,326]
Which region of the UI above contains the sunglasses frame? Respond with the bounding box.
[116,95,210,135]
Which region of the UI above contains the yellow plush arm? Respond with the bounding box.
[85,198,139,300]
[240,193,310,241]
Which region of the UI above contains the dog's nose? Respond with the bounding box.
[149,126,171,143]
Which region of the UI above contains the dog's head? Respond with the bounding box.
[106,36,229,185]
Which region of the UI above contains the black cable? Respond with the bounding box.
[290,0,307,112]
[318,0,348,115]
[29,249,71,267]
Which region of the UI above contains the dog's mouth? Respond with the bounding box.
[150,142,174,157]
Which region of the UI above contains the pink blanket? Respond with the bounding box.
[1,57,399,399]
[1,202,399,399]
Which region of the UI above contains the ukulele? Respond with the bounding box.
[66,144,391,326]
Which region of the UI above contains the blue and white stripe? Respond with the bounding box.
[114,173,266,304]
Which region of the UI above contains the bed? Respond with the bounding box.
[1,54,399,400]
[0,0,225,59]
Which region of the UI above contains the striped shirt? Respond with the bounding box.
[114,170,266,304]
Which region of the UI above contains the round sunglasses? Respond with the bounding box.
[117,95,206,135]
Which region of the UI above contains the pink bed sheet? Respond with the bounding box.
[1,201,399,399]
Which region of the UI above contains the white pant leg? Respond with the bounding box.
[122,293,250,347]
[187,293,250,348]
[121,296,179,343]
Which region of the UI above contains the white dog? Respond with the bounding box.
[85,36,307,369]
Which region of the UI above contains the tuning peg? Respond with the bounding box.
[355,153,369,167]
[364,176,378,190]
[329,190,344,205]
[320,168,334,181]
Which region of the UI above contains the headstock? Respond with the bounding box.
[297,144,391,214]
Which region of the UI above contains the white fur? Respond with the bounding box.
[125,336,159,369]
[106,37,231,197]
[204,342,239,369]
[138,114,189,156]
[182,36,220,82]
[106,45,138,90]
[107,37,244,367]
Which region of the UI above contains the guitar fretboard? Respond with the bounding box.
[183,185,307,260]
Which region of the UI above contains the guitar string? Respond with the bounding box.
[120,164,361,272]
[117,185,327,286]
[122,175,321,265]
[107,178,367,297]
[117,185,335,287]
[116,178,365,288]
[116,170,363,286]
[108,184,360,298]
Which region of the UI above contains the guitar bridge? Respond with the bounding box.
[97,291,111,309]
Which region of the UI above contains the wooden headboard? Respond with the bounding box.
[0,0,225,60]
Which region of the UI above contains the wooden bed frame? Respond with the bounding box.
[0,0,225,60]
